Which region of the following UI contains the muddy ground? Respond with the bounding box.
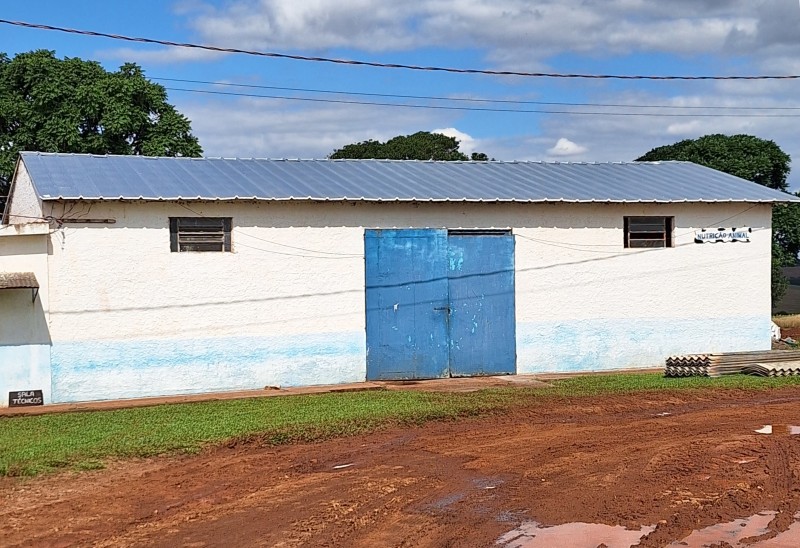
[4,387,800,547]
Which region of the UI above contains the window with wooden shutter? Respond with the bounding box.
[624,216,673,248]
[170,217,232,252]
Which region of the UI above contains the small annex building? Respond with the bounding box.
[1,152,796,406]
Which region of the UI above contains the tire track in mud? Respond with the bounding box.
[636,422,800,547]
[734,436,800,545]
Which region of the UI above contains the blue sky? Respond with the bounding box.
[2,1,800,187]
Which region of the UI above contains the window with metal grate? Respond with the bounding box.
[624,216,673,248]
[169,217,232,252]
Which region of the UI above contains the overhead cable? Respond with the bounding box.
[164,86,800,117]
[3,19,800,81]
[154,77,800,111]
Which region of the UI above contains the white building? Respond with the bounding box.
[0,152,794,406]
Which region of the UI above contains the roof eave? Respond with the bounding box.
[37,196,797,204]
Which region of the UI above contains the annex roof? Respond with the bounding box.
[0,272,39,290]
[17,152,799,204]
[0,272,40,302]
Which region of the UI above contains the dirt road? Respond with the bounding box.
[4,387,800,547]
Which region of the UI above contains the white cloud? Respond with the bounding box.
[546,138,588,157]
[177,96,460,159]
[95,1,800,77]
[431,127,479,154]
[176,0,789,63]
[478,90,800,188]
[191,0,416,51]
[99,47,226,65]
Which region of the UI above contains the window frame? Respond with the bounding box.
[623,216,674,249]
[448,229,512,237]
[169,217,232,253]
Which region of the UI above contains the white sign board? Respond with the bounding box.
[694,227,751,243]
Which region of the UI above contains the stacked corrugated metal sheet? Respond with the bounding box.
[746,361,800,377]
[665,350,800,377]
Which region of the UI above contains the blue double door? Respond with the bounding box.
[365,229,516,380]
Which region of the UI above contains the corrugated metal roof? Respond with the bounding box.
[0,272,39,290]
[18,151,799,204]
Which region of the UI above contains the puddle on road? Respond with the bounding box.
[667,511,774,547]
[755,425,800,435]
[498,512,800,547]
[668,511,800,547]
[496,521,655,547]
[428,492,465,510]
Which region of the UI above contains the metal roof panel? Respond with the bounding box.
[18,152,799,203]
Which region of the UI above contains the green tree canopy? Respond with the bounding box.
[329,131,489,161]
[0,50,202,201]
[637,134,790,191]
[637,134,795,306]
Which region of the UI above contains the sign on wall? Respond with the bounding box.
[8,390,43,407]
[694,227,751,244]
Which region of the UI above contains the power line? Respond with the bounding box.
[3,18,800,81]
[153,77,800,111]
[234,240,361,259]
[235,229,362,257]
[176,203,362,259]
[164,86,800,117]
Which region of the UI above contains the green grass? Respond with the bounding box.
[0,389,515,477]
[547,372,800,396]
[3,373,800,477]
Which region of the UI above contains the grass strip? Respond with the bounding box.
[0,389,515,477]
[3,373,800,477]
[547,372,800,396]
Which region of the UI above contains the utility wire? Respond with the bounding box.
[165,86,800,117]
[234,240,361,259]
[176,202,362,258]
[235,229,362,257]
[673,204,759,239]
[3,18,800,81]
[154,77,800,111]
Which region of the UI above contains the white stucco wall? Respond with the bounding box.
[5,162,44,225]
[0,229,51,406]
[26,199,772,403]
[511,204,771,373]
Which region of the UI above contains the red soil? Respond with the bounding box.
[4,387,800,547]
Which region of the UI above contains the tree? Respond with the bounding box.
[637,134,795,307]
[0,50,202,204]
[773,242,791,305]
[329,131,489,161]
[772,198,800,260]
[637,134,790,191]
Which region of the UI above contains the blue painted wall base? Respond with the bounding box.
[517,316,771,373]
[23,316,774,405]
[0,344,52,406]
[51,333,365,403]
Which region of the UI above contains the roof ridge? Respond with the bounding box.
[19,152,697,166]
